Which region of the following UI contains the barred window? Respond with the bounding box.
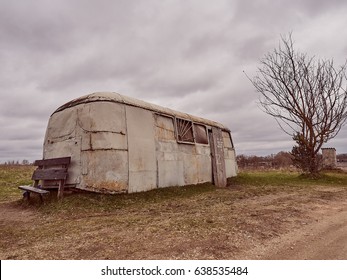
[175,118,194,143]
[175,118,209,145]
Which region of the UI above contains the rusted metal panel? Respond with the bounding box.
[224,141,238,177]
[43,138,81,185]
[77,102,126,133]
[90,132,127,150]
[126,106,157,193]
[195,145,211,156]
[80,150,128,193]
[81,131,127,151]
[177,143,196,154]
[157,160,184,188]
[181,154,198,184]
[222,131,238,178]
[180,153,212,184]
[155,141,185,188]
[196,154,213,183]
[157,141,178,154]
[225,158,237,177]
[128,171,157,193]
[47,107,77,139]
[222,131,233,148]
[210,127,227,187]
[154,114,176,141]
[81,131,91,151]
[155,114,213,187]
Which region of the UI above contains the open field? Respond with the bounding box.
[1,165,347,259]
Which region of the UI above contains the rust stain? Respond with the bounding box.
[155,127,175,141]
[155,115,175,141]
[85,180,127,192]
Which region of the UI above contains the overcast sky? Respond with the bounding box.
[1,0,347,163]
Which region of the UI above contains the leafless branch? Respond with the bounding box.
[247,34,347,174]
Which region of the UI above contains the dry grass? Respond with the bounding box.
[1,166,347,259]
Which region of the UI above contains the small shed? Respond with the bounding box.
[43,92,238,193]
[322,148,337,169]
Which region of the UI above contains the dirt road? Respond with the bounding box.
[237,204,347,260]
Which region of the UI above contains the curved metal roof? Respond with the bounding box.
[53,92,229,130]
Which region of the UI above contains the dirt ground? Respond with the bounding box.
[236,198,347,259]
[1,181,347,260]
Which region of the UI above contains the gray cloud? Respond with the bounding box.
[1,0,347,162]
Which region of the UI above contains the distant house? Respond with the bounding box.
[43,92,238,194]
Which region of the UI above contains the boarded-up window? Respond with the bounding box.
[154,114,175,141]
[176,118,194,143]
[194,124,208,144]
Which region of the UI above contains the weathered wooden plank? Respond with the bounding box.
[20,156,71,200]
[18,185,50,194]
[57,180,64,199]
[209,127,227,187]
[32,168,68,180]
[34,157,71,167]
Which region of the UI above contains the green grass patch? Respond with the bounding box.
[0,165,35,202]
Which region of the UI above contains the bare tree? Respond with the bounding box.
[249,34,347,175]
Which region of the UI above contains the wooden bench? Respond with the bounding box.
[18,156,71,201]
